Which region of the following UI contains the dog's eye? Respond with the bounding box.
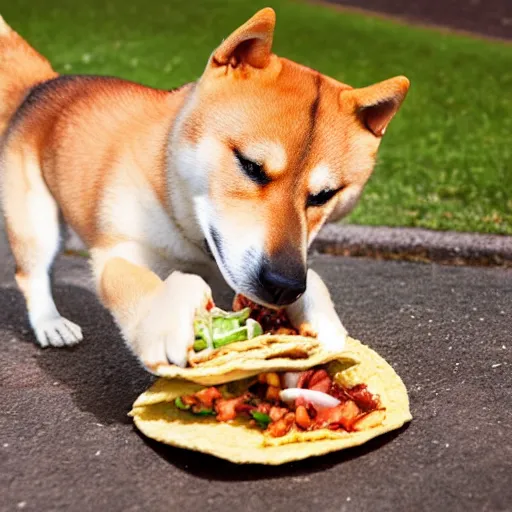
[234,149,270,186]
[307,188,339,207]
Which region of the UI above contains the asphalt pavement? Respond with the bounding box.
[1,223,511,512]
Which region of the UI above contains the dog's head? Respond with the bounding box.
[172,8,409,307]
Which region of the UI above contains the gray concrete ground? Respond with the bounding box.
[1,223,511,512]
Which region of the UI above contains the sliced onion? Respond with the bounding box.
[279,388,340,409]
[282,372,301,389]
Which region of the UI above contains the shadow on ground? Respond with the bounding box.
[139,425,409,481]
[0,283,152,425]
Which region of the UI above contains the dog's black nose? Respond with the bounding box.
[258,266,307,306]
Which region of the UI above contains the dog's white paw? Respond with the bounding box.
[33,316,83,348]
[139,319,196,370]
[286,269,347,353]
[314,317,347,353]
[134,271,213,371]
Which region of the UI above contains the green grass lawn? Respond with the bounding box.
[4,0,512,234]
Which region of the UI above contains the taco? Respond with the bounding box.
[130,336,412,465]
[152,295,357,386]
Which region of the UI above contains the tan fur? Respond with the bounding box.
[100,258,162,323]
[0,16,57,135]
[0,9,409,367]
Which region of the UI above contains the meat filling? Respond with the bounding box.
[177,296,385,436]
[175,368,384,437]
[232,295,298,335]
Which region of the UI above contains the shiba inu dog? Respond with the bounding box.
[0,8,409,369]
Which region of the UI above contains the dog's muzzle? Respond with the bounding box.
[254,249,307,307]
[257,266,306,306]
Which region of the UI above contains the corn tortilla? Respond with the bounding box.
[152,334,358,386]
[130,337,412,464]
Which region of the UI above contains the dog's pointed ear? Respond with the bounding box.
[343,76,410,136]
[209,8,276,69]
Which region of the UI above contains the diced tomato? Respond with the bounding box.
[181,395,200,407]
[296,369,332,392]
[269,406,289,422]
[314,400,360,431]
[308,369,329,387]
[314,406,333,427]
[268,412,295,437]
[310,379,331,393]
[234,403,255,414]
[256,402,271,415]
[215,395,248,422]
[297,370,314,388]
[195,387,222,408]
[308,369,332,393]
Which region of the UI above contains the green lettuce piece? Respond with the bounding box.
[213,326,251,348]
[192,306,262,352]
[212,317,241,337]
[174,397,190,411]
[210,307,251,322]
[193,338,208,352]
[251,411,271,429]
[191,408,216,416]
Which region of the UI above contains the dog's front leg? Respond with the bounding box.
[285,269,347,352]
[92,248,212,369]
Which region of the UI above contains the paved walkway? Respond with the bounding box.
[322,0,512,40]
[1,224,511,512]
